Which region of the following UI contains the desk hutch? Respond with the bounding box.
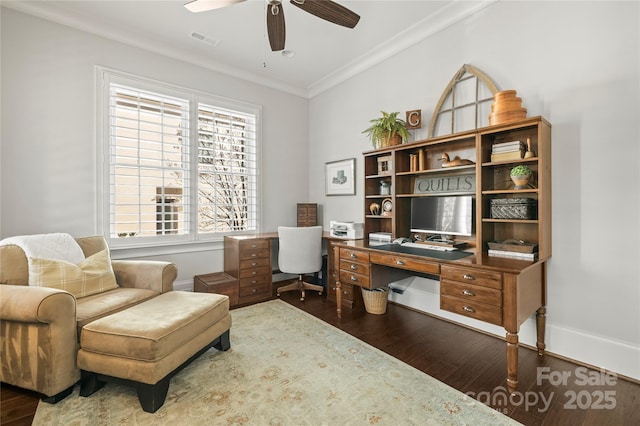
[334,116,552,393]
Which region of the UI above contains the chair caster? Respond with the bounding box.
[276,293,280,297]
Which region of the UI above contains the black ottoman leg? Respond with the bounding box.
[213,329,231,351]
[136,377,170,413]
[79,371,106,397]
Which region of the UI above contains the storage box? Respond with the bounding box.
[194,272,239,307]
[490,198,537,219]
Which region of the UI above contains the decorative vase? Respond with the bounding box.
[511,174,531,190]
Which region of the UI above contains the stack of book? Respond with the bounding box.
[487,240,538,261]
[491,140,525,162]
[487,249,538,261]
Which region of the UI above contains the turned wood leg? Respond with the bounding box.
[536,306,547,356]
[336,280,342,318]
[506,331,519,394]
[136,377,170,413]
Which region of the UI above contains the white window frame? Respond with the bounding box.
[96,67,262,251]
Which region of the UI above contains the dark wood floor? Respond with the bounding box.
[2,291,639,425]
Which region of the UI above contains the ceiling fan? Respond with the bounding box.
[184,0,360,51]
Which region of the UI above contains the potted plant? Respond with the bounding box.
[510,164,533,189]
[362,111,411,149]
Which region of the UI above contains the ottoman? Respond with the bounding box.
[77,291,231,413]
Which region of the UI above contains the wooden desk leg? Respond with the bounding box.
[506,331,519,394]
[336,280,342,318]
[536,306,547,356]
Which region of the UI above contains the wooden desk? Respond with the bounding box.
[333,240,547,394]
[222,232,356,307]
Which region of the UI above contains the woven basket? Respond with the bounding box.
[361,287,389,315]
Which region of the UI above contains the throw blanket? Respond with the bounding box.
[0,233,85,265]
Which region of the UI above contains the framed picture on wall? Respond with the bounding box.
[325,158,356,196]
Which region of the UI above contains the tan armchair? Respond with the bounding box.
[0,236,177,403]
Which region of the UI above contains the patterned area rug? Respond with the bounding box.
[34,300,519,425]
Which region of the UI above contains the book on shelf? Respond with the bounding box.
[488,249,538,260]
[492,140,525,150]
[492,145,525,154]
[491,150,524,162]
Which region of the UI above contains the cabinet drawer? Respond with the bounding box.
[441,265,502,290]
[440,294,503,326]
[338,283,355,301]
[239,281,270,298]
[340,248,370,263]
[239,248,269,261]
[339,270,370,288]
[239,257,270,270]
[441,280,502,307]
[239,274,270,288]
[339,259,370,276]
[239,239,269,251]
[369,252,439,275]
[239,265,271,279]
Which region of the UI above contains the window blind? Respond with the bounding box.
[109,84,190,238]
[197,103,257,233]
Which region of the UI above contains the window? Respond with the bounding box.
[98,69,260,248]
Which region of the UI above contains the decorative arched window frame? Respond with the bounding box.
[429,64,499,138]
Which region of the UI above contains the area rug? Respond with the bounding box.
[33,299,519,425]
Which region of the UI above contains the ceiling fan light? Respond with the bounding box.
[184,0,245,13]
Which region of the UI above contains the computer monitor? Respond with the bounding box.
[410,196,473,238]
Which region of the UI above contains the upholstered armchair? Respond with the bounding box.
[0,235,177,402]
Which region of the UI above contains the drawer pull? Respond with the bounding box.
[252,271,257,275]
[252,289,257,293]
[251,262,257,266]
[350,264,357,270]
[462,289,475,296]
[396,260,405,266]
[350,275,358,282]
[343,290,348,295]
[350,253,357,259]
[463,306,475,313]
[463,274,475,281]
[251,253,257,257]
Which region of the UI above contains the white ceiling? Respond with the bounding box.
[4,0,494,98]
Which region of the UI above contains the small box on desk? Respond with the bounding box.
[194,272,239,307]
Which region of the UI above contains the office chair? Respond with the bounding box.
[276,226,324,301]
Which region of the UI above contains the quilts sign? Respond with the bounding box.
[414,173,475,194]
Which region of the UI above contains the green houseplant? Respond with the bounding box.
[510,164,533,189]
[362,111,411,149]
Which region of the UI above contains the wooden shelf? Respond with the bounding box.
[482,189,539,195]
[362,116,551,258]
[397,164,475,176]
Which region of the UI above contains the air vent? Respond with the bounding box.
[190,32,220,47]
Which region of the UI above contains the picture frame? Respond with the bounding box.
[325,158,356,196]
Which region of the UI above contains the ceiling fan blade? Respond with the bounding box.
[289,0,359,28]
[267,3,286,51]
[184,0,246,13]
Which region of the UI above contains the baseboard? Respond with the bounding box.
[388,276,640,381]
[173,279,194,292]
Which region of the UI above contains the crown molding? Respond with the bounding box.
[307,0,497,98]
[4,1,497,100]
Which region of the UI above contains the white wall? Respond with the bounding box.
[310,1,640,380]
[0,8,310,287]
